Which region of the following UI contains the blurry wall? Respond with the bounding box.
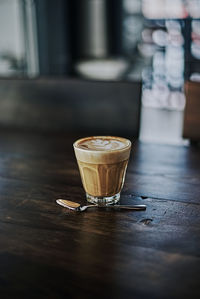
[0,78,141,137]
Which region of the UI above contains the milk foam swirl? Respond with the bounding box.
[78,138,126,151]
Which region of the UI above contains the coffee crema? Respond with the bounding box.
[77,137,126,151]
[74,136,131,164]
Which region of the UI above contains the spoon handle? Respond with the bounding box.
[97,204,146,211]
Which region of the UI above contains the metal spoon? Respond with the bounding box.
[56,199,146,212]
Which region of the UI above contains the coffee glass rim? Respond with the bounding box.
[73,136,132,153]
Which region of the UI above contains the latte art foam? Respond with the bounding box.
[73,136,131,200]
[78,138,126,151]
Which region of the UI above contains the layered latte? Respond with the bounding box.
[73,136,131,204]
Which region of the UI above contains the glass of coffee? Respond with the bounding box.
[73,136,131,205]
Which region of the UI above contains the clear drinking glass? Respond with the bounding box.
[73,136,131,205]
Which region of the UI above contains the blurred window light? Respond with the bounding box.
[191,42,200,59]
[165,56,184,74]
[123,0,141,14]
[152,84,170,108]
[191,20,200,48]
[166,74,184,88]
[142,0,166,19]
[165,0,188,19]
[152,29,168,47]
[166,20,184,46]
[123,16,143,37]
[165,46,184,63]
[0,58,12,75]
[167,91,186,110]
[142,67,153,87]
[142,83,170,108]
[142,85,185,110]
[153,51,165,72]
[192,21,200,36]
[165,46,184,88]
[141,23,185,109]
[153,73,166,86]
[0,0,26,76]
[142,0,188,19]
[123,16,143,51]
[137,43,156,57]
[187,0,200,18]
[167,31,184,47]
[166,61,184,77]
[142,28,153,43]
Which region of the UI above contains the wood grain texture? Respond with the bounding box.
[0,130,200,299]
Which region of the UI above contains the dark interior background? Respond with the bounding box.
[35,0,125,76]
[0,78,141,138]
[0,0,200,140]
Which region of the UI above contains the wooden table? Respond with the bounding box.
[0,130,200,299]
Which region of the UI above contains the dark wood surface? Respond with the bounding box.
[0,129,200,299]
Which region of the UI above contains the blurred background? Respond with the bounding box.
[0,0,200,143]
